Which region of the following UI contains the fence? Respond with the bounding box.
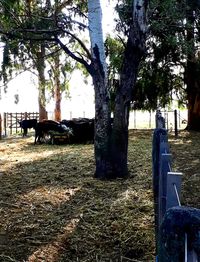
[0,109,187,138]
[2,112,39,136]
[58,109,187,130]
[152,111,200,261]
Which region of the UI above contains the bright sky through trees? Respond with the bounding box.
[0,1,116,116]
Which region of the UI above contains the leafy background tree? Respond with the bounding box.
[3,0,200,177]
[133,0,200,130]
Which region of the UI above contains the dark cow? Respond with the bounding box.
[60,118,94,144]
[19,119,37,137]
[34,119,67,144]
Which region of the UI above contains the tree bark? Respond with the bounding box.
[53,54,61,122]
[88,0,148,179]
[187,92,200,130]
[88,0,113,179]
[110,2,148,177]
[111,47,144,177]
[36,44,48,121]
[93,69,113,179]
[58,0,148,179]
[185,6,200,130]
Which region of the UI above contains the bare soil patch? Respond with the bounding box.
[0,130,199,262]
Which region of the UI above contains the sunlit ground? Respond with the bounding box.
[0,130,199,262]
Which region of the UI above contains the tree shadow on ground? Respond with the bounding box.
[0,132,155,262]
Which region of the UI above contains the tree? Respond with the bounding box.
[0,0,149,179]
[46,48,74,121]
[73,0,149,178]
[0,0,73,121]
[185,0,200,130]
[133,0,200,131]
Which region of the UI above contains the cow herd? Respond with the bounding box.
[19,118,94,144]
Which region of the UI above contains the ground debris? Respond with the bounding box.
[0,130,199,261]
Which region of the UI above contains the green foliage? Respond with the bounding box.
[104,36,124,111]
[130,0,200,110]
[106,36,124,75]
[115,0,133,35]
[133,62,184,110]
[0,0,85,98]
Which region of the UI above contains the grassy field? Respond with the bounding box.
[0,130,199,262]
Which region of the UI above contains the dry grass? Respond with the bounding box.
[169,131,200,209]
[0,130,199,262]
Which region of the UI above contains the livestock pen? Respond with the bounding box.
[0,109,187,138]
[1,112,39,137]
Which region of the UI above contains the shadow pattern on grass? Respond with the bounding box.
[0,131,155,262]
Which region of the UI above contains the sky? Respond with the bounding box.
[0,1,116,119]
[0,70,95,119]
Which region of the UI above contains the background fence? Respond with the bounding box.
[152,112,200,261]
[2,112,39,136]
[0,109,188,137]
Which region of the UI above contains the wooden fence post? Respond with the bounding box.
[152,128,168,253]
[15,112,18,134]
[156,110,165,128]
[159,153,172,228]
[159,207,200,262]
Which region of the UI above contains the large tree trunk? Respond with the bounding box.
[36,44,48,121]
[185,4,200,130]
[57,0,148,179]
[110,2,148,177]
[88,0,114,179]
[186,57,200,130]
[93,70,113,179]
[88,0,148,179]
[187,90,200,130]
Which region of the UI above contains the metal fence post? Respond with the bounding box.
[174,109,178,137]
[166,172,182,210]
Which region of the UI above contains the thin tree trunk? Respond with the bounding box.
[36,44,47,121]
[53,54,61,122]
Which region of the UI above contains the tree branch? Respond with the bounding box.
[54,36,92,75]
[61,29,92,60]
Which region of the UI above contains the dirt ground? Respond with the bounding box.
[0,130,199,262]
